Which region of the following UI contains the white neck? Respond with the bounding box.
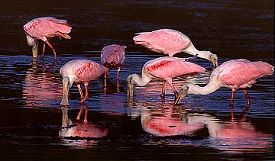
[187,78,222,95]
[129,70,152,87]
[184,42,211,60]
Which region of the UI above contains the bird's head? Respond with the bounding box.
[26,34,38,58]
[174,84,189,105]
[208,52,218,68]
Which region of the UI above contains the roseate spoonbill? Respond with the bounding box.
[127,56,205,101]
[60,59,108,106]
[23,17,72,59]
[175,59,274,105]
[133,29,218,67]
[101,44,126,80]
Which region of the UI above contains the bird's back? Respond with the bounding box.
[101,44,126,66]
[133,29,191,56]
[144,57,205,79]
[216,59,274,88]
[60,59,108,82]
[24,17,72,40]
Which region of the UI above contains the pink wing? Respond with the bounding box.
[219,60,274,88]
[75,61,108,81]
[24,17,72,40]
[133,29,191,56]
[145,57,205,80]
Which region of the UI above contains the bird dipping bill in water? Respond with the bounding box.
[60,59,108,106]
[101,44,126,80]
[23,17,72,59]
[174,59,274,105]
[127,56,205,101]
[133,29,218,67]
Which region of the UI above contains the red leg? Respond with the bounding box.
[242,89,250,106]
[80,83,89,103]
[76,107,83,121]
[160,81,166,98]
[77,84,84,100]
[44,40,56,59]
[230,89,236,106]
[167,82,179,99]
[83,106,88,124]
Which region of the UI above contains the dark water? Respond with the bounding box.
[0,0,274,161]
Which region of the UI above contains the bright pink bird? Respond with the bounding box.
[133,29,218,67]
[175,59,274,105]
[101,44,126,79]
[127,56,205,101]
[23,17,72,59]
[60,59,108,106]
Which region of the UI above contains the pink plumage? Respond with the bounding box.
[101,44,126,80]
[127,56,205,101]
[175,59,274,105]
[133,29,219,67]
[60,59,108,105]
[216,59,273,89]
[133,29,190,56]
[23,17,72,59]
[145,57,205,84]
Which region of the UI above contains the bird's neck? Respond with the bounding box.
[130,70,152,87]
[187,78,221,95]
[184,43,210,60]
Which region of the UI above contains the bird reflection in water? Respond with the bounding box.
[140,101,205,137]
[186,105,273,153]
[59,104,108,139]
[22,58,62,108]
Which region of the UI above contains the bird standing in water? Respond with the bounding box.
[23,17,72,59]
[175,59,274,105]
[133,29,218,67]
[60,59,108,106]
[127,56,205,101]
[101,44,126,80]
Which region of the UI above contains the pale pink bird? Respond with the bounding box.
[23,17,72,59]
[133,29,218,67]
[127,56,205,101]
[60,59,108,106]
[101,44,126,80]
[175,59,274,105]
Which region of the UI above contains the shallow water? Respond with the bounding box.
[0,0,274,161]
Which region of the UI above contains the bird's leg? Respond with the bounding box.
[83,106,88,124]
[160,81,166,98]
[77,84,84,100]
[44,40,57,59]
[41,43,46,59]
[76,107,83,121]
[167,82,179,100]
[60,77,70,106]
[242,89,250,106]
[230,89,236,106]
[80,83,89,103]
[116,67,121,81]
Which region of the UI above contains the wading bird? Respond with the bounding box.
[133,29,218,67]
[127,56,205,101]
[175,59,274,105]
[60,59,108,106]
[101,44,126,80]
[23,17,72,59]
